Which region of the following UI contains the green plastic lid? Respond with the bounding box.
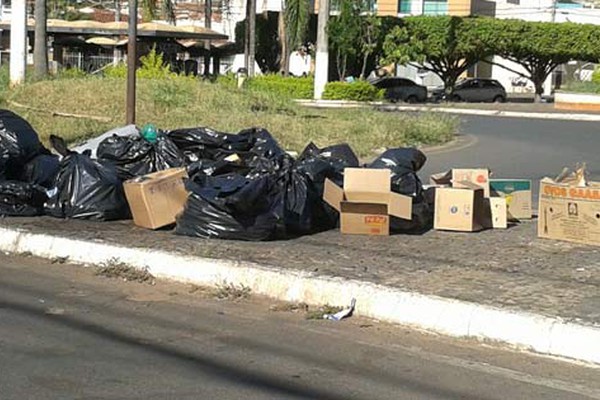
[141,124,158,143]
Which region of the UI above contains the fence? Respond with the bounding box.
[62,53,122,72]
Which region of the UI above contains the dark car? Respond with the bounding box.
[432,78,507,103]
[371,77,428,103]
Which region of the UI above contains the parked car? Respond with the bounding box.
[370,77,428,103]
[432,78,507,103]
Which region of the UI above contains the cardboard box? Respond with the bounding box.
[323,168,412,236]
[452,169,490,197]
[538,178,600,246]
[124,168,189,230]
[430,168,490,197]
[490,179,532,220]
[434,182,486,232]
[485,197,508,229]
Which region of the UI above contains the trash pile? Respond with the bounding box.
[0,110,431,240]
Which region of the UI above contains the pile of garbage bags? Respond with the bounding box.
[0,109,433,239]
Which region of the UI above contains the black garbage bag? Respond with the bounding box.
[0,181,48,216]
[187,158,250,179]
[368,148,431,233]
[19,154,60,188]
[176,173,284,241]
[0,109,50,179]
[45,135,130,221]
[97,133,184,180]
[168,127,254,163]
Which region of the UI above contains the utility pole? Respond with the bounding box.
[126,0,138,124]
[10,0,27,86]
[247,0,256,76]
[314,0,329,99]
[551,0,557,22]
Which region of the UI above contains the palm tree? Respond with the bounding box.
[34,0,48,79]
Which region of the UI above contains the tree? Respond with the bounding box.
[359,14,380,79]
[327,0,362,80]
[140,0,176,24]
[489,19,600,102]
[280,0,310,75]
[33,0,48,79]
[383,16,496,95]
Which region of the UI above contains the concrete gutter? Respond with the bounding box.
[296,100,600,122]
[1,226,599,366]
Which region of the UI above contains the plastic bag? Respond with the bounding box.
[19,154,60,188]
[368,148,431,233]
[97,133,184,180]
[168,127,253,163]
[176,173,284,241]
[0,181,48,216]
[45,135,131,221]
[0,109,50,179]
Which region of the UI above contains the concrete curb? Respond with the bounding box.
[2,226,599,365]
[296,99,600,121]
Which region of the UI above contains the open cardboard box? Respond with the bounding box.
[538,175,600,246]
[323,168,412,236]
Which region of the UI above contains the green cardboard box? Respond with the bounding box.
[490,179,532,220]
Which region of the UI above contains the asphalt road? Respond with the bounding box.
[1,254,599,400]
[419,115,600,200]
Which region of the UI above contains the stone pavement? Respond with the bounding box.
[2,217,598,328]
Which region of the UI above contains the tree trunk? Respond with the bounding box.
[533,81,544,103]
[444,73,459,100]
[33,0,48,79]
[278,10,289,75]
[247,0,256,76]
[360,52,368,80]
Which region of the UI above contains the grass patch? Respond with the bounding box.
[213,281,252,300]
[305,304,344,320]
[559,81,600,94]
[96,258,156,284]
[4,75,457,157]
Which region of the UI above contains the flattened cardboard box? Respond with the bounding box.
[490,179,532,220]
[434,182,486,232]
[323,168,412,236]
[538,178,600,246]
[124,168,189,230]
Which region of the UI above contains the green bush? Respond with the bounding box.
[57,67,88,79]
[322,80,383,101]
[592,67,600,84]
[246,75,314,99]
[103,47,178,79]
[103,63,127,78]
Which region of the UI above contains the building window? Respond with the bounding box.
[397,0,411,13]
[423,0,447,15]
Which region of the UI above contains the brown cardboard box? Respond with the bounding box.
[124,168,189,230]
[538,178,600,246]
[430,168,490,197]
[434,182,486,232]
[323,168,412,236]
[452,169,490,197]
[490,179,532,220]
